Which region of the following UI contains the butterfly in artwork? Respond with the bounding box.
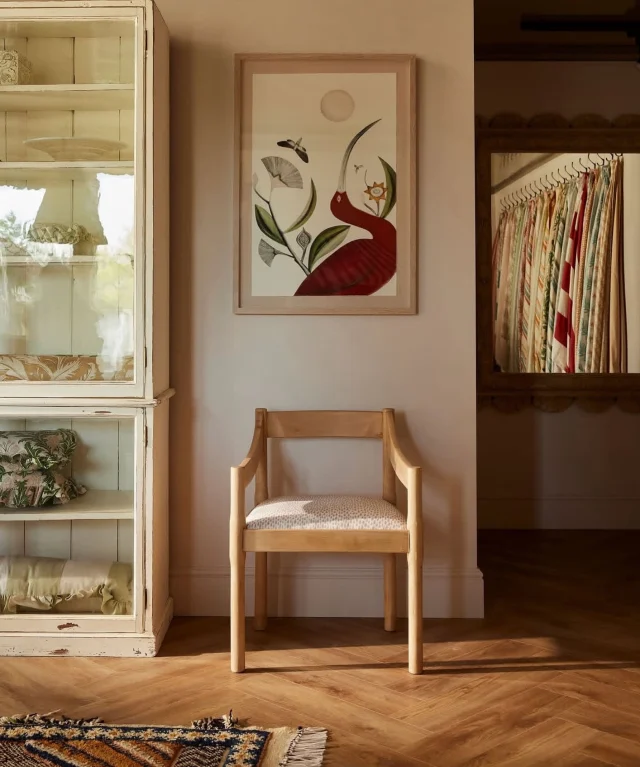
[354,164,364,173]
[276,137,309,163]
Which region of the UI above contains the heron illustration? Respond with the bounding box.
[294,120,396,297]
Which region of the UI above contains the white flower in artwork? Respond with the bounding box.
[261,156,303,190]
[258,239,277,266]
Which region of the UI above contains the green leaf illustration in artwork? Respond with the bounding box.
[255,205,286,246]
[285,179,317,233]
[379,157,397,219]
[308,225,350,271]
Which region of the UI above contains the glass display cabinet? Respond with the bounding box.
[0,0,171,657]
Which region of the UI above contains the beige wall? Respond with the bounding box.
[476,61,640,529]
[160,0,482,616]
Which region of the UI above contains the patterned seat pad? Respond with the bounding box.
[246,495,406,531]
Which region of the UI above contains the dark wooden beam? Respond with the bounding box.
[521,15,637,33]
[475,42,637,61]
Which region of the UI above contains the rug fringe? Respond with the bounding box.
[192,711,238,731]
[0,712,103,727]
[280,727,328,767]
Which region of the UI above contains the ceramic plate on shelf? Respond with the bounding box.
[23,137,126,161]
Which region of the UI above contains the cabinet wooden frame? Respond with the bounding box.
[0,0,169,400]
[0,0,172,658]
[0,398,173,655]
[476,113,640,411]
[0,405,144,635]
[230,408,423,675]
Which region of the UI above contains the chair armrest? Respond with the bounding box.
[232,411,266,490]
[385,411,419,490]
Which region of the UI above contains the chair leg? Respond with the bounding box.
[383,554,397,632]
[254,552,268,631]
[407,547,423,675]
[230,545,246,673]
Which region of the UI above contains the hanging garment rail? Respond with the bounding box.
[491,152,558,193]
[499,153,623,211]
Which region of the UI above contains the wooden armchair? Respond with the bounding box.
[230,409,423,675]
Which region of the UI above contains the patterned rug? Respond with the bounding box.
[0,712,328,766]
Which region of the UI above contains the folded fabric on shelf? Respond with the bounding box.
[0,556,133,615]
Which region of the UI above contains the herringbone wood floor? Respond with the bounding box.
[2,531,640,766]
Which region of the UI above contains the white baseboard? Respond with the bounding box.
[479,498,640,529]
[170,565,484,619]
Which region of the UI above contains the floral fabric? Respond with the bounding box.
[0,355,133,382]
[0,429,86,507]
[0,429,77,471]
[0,469,85,508]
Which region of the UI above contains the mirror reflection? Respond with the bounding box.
[491,152,639,374]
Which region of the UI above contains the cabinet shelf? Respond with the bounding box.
[0,255,133,266]
[0,490,134,521]
[0,162,133,181]
[0,84,134,112]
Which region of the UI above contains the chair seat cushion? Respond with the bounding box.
[246,495,407,531]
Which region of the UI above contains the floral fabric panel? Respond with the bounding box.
[0,355,133,382]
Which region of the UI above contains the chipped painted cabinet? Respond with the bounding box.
[0,0,172,656]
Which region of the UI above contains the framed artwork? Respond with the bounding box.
[234,54,417,315]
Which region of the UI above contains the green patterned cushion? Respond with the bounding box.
[0,429,79,471]
[0,468,86,507]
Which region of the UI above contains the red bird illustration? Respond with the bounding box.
[295,120,396,296]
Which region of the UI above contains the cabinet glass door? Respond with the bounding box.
[0,408,143,632]
[0,11,143,394]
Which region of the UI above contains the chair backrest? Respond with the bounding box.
[252,409,398,506]
[265,410,384,440]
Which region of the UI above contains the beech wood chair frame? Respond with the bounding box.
[230,408,424,675]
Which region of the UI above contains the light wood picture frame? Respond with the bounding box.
[234,54,417,315]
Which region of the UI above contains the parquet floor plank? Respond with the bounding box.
[541,672,640,717]
[559,701,640,745]
[402,686,575,766]
[580,733,640,767]
[456,718,597,767]
[238,672,428,752]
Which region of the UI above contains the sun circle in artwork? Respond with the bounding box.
[320,90,355,122]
